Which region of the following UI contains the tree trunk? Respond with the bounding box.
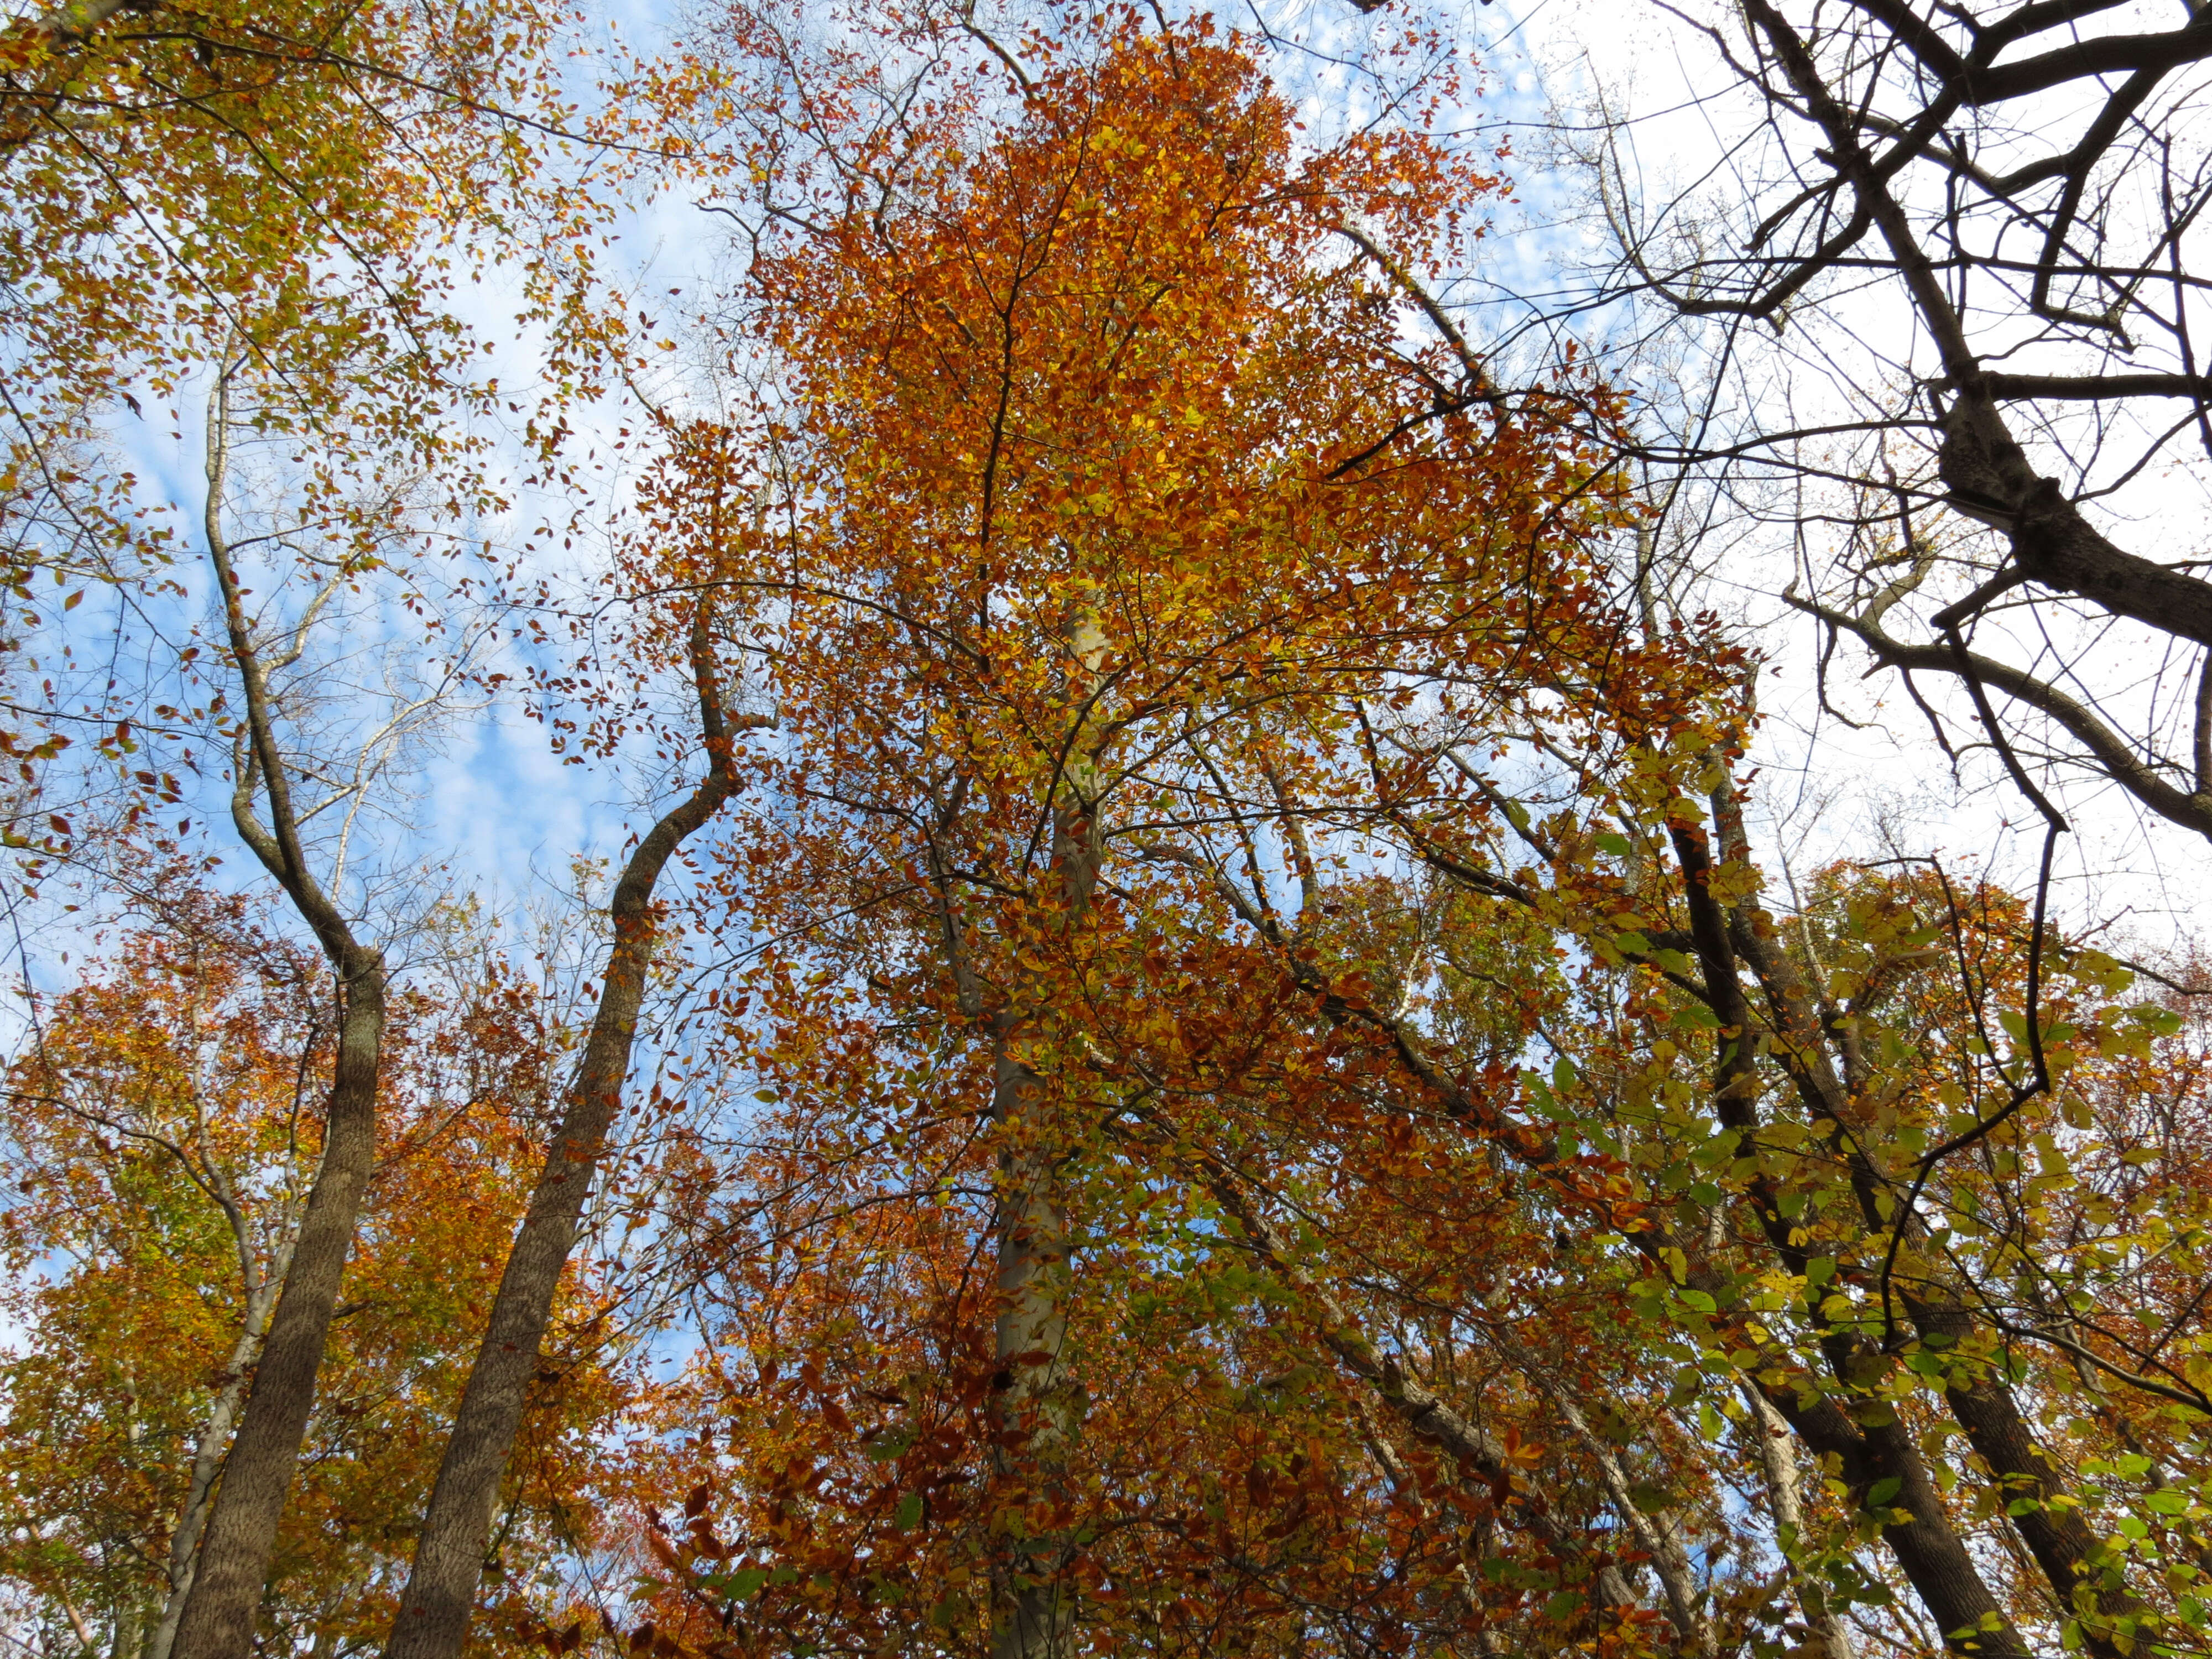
[985,615,1105,1659]
[1709,779,2124,1652]
[168,946,385,1659]
[171,381,392,1659]
[987,1034,1078,1659]
[1742,1384,1857,1659]
[382,622,748,1659]
[148,1287,280,1659]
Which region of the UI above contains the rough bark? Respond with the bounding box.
[169,378,390,1659]
[1757,1382,2030,1659]
[381,615,751,1659]
[1912,1297,2145,1648]
[168,950,384,1659]
[149,1036,301,1659]
[149,1281,281,1659]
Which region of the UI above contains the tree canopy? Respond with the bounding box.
[1,2,2208,1659]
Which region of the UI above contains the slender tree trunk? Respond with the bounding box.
[110,1599,144,1659]
[382,614,749,1659]
[171,375,389,1659]
[1708,779,2145,1657]
[149,1286,281,1659]
[1742,1384,1857,1659]
[151,982,302,1659]
[169,951,384,1659]
[1527,1369,1709,1652]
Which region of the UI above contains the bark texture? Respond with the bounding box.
[382,619,751,1659]
[149,1244,289,1659]
[171,377,390,1659]
[983,617,1104,1659]
[987,1036,1078,1659]
[168,957,384,1659]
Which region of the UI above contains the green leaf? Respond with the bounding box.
[1595,831,1632,857]
[895,1491,925,1530]
[714,1567,769,1601]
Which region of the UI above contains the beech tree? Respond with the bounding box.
[609,11,1744,1655]
[3,2,2207,1657]
[581,6,2212,1657]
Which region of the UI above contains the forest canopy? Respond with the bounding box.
[1,1,2209,1658]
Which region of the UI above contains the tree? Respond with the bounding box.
[8,3,2209,1657]
[0,885,629,1659]
[1558,0,2212,842]
[641,599,2212,1657]
[614,10,1726,1653]
[0,6,635,1615]
[1364,723,2205,1657]
[384,427,774,1659]
[546,9,2212,1656]
[160,363,421,1659]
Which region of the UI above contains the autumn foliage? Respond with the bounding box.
[1,3,2209,1659]
[1,888,629,1655]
